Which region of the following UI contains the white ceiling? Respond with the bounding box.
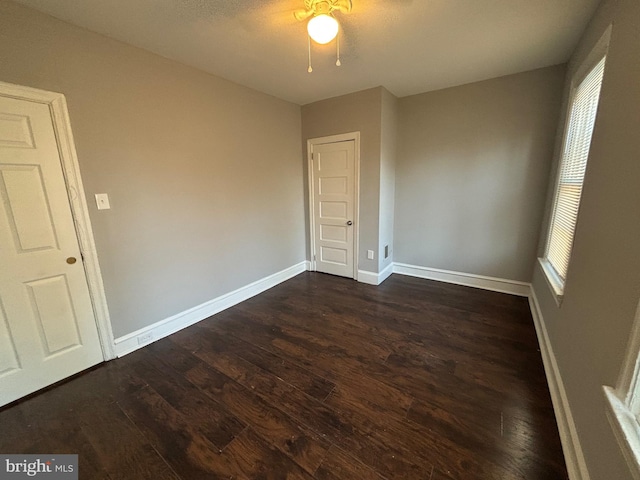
[13,0,601,105]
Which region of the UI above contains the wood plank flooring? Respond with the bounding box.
[0,272,568,479]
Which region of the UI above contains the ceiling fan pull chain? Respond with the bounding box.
[308,35,313,73]
[336,30,341,66]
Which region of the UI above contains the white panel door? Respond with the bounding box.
[0,95,103,407]
[312,140,355,278]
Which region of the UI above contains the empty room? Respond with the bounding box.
[0,0,639,479]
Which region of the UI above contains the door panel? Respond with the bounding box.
[319,176,348,194]
[320,246,348,264]
[0,301,20,377]
[319,201,347,219]
[320,224,347,242]
[1,164,59,251]
[312,140,355,278]
[26,275,81,356]
[0,95,103,407]
[0,112,35,148]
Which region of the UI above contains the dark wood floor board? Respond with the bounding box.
[289,275,526,337]
[452,360,550,409]
[168,325,336,402]
[190,342,359,442]
[0,359,144,460]
[240,282,544,412]
[221,286,484,380]
[232,305,394,364]
[405,395,566,479]
[9,413,111,480]
[379,274,531,318]
[182,342,429,478]
[195,324,415,417]
[276,309,398,362]
[211,318,420,415]
[123,352,247,451]
[0,272,567,480]
[324,383,517,480]
[232,283,404,354]
[345,297,541,373]
[211,311,510,420]
[78,401,180,480]
[503,400,563,448]
[0,355,145,428]
[152,340,332,476]
[313,444,389,480]
[224,426,317,480]
[117,384,250,479]
[228,314,536,456]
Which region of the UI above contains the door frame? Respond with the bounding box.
[307,131,360,280]
[0,81,115,360]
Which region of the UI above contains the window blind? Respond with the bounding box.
[545,55,606,285]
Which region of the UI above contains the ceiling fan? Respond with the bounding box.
[293,0,353,22]
[294,0,353,72]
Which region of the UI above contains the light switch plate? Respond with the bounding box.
[95,193,111,210]
[367,250,374,260]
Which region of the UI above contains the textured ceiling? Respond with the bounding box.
[13,0,601,105]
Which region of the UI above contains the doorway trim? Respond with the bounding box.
[0,81,115,360]
[307,131,361,279]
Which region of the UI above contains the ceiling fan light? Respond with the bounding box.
[307,14,339,44]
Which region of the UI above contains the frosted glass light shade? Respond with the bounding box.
[307,14,339,44]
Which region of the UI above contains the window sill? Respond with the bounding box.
[603,386,640,480]
[538,258,565,307]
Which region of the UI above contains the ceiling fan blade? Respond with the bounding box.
[333,0,352,14]
[294,9,314,21]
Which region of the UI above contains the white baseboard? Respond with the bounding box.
[529,289,591,480]
[357,262,394,286]
[357,270,379,285]
[393,262,531,297]
[113,261,307,357]
[379,262,394,284]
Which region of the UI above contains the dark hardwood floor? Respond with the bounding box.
[0,272,568,479]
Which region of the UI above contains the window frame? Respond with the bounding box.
[539,26,611,304]
[604,298,640,480]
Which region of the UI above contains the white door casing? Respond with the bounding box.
[308,133,360,279]
[0,82,113,407]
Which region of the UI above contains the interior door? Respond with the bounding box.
[311,140,356,278]
[0,95,103,407]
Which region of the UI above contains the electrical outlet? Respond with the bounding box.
[95,193,111,210]
[367,250,374,260]
[385,245,390,259]
[137,332,154,345]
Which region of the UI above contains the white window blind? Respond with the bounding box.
[544,55,606,287]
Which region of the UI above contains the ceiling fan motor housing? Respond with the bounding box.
[295,0,352,20]
[314,1,331,15]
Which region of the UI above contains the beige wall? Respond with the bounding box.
[0,0,305,339]
[532,0,640,478]
[395,65,565,281]
[379,88,398,271]
[301,87,383,274]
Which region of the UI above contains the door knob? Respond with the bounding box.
[346,221,353,226]
[66,257,77,265]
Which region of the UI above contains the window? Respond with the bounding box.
[540,51,607,299]
[604,298,640,479]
